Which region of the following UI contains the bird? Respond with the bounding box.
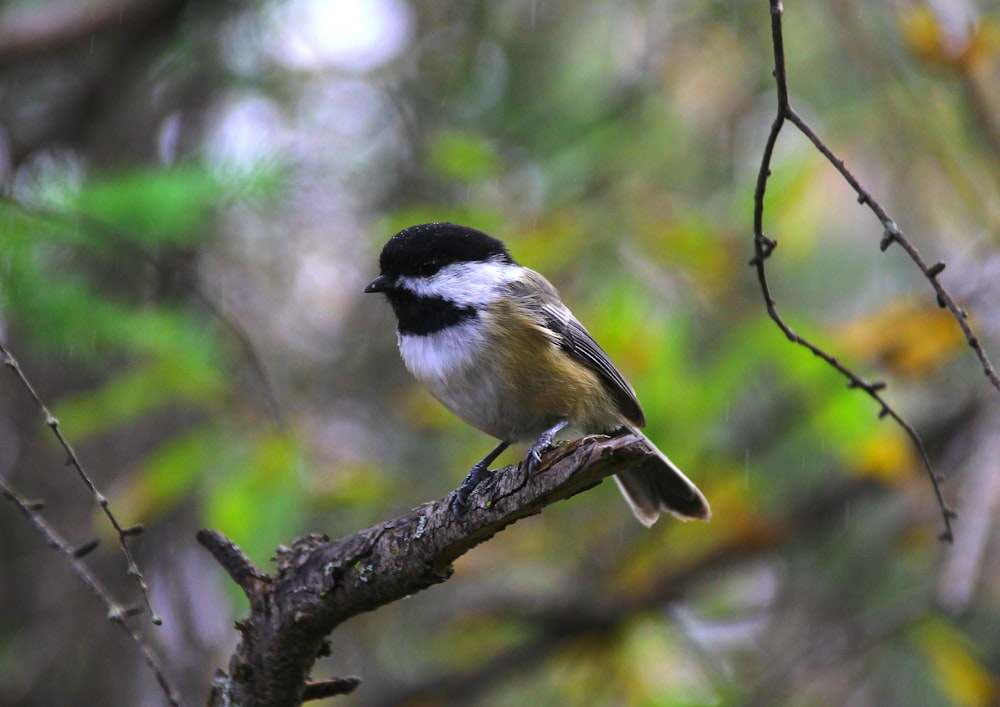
[364,222,710,525]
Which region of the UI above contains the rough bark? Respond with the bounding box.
[200,431,651,706]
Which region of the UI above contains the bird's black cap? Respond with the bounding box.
[374,222,514,282]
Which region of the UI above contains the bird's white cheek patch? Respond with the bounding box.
[396,260,519,307]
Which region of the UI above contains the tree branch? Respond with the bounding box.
[200,432,652,707]
[367,476,884,707]
[750,0,990,543]
[0,0,178,60]
[0,474,183,706]
[0,339,161,618]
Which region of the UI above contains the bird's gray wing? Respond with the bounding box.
[505,269,645,427]
[539,302,646,428]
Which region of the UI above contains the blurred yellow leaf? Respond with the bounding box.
[704,472,787,554]
[836,300,965,377]
[962,19,1000,70]
[900,7,1000,71]
[852,427,916,483]
[616,470,770,594]
[914,618,999,707]
[902,7,951,65]
[765,160,834,261]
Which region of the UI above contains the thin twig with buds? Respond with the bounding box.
[748,0,995,542]
[0,340,163,614]
[0,474,183,706]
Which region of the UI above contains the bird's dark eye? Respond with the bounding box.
[417,259,439,276]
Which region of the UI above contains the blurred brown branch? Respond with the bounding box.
[365,476,886,707]
[0,0,178,59]
[199,432,652,707]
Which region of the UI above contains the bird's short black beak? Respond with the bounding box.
[364,274,392,294]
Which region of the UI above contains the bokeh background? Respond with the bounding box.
[2,0,999,705]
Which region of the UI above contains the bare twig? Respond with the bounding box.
[302,678,361,701]
[0,475,184,706]
[196,529,271,603]
[749,0,994,542]
[785,108,999,395]
[0,339,164,617]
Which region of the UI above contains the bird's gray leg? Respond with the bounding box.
[449,439,510,517]
[526,419,569,472]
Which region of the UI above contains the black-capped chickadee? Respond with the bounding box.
[365,222,710,525]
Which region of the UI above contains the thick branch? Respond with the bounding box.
[196,530,271,603]
[200,432,652,707]
[368,476,884,707]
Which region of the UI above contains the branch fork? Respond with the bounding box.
[200,431,652,706]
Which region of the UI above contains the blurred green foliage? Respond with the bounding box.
[0,164,304,564]
[1,1,999,706]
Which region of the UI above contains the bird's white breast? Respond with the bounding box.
[398,319,518,438]
[396,319,488,383]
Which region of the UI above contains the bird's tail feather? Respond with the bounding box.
[613,426,710,526]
